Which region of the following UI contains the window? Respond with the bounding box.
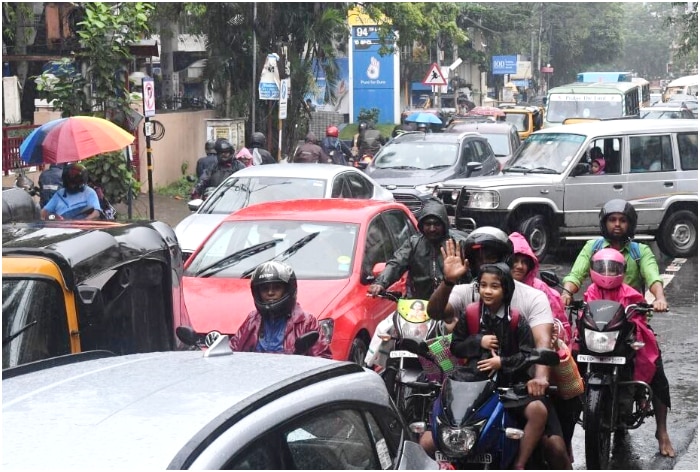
[362,217,393,278]
[472,140,492,163]
[381,210,415,251]
[678,132,698,170]
[346,173,373,199]
[629,135,673,172]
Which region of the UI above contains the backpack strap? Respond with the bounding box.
[466,303,520,334]
[509,308,520,333]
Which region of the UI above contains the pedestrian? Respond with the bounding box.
[195,140,217,179]
[229,261,332,358]
[191,138,245,199]
[293,132,327,163]
[249,132,277,165]
[38,163,64,208]
[40,163,101,220]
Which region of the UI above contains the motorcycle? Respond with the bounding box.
[364,291,445,433]
[540,270,661,469]
[175,326,319,356]
[398,337,560,469]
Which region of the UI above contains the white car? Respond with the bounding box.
[175,163,394,259]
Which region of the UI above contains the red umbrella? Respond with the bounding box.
[41,116,135,164]
[467,106,506,118]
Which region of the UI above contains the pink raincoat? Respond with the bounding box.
[583,284,659,384]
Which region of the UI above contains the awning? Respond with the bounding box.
[128,39,159,58]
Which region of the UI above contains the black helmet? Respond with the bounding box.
[214,139,234,164]
[599,199,637,241]
[62,163,88,194]
[251,132,266,147]
[478,262,516,306]
[463,226,513,275]
[205,140,216,154]
[251,261,298,319]
[358,121,368,132]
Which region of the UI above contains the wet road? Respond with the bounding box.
[544,243,698,470]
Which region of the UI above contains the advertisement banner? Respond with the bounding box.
[259,53,281,100]
[492,55,518,75]
[304,58,350,114]
[351,25,397,123]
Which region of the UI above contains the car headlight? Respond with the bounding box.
[318,319,334,344]
[415,184,438,194]
[465,190,499,209]
[437,425,478,457]
[584,329,619,353]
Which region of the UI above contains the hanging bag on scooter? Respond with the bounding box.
[550,338,584,400]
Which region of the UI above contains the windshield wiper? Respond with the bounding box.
[240,232,320,278]
[195,239,282,277]
[390,165,421,170]
[525,166,559,174]
[502,165,529,173]
[426,164,451,170]
[3,321,38,347]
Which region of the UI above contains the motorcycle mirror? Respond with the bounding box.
[396,337,429,356]
[539,270,561,288]
[176,326,201,346]
[528,348,560,367]
[294,331,319,355]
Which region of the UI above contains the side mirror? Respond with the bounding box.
[188,199,204,212]
[465,162,483,177]
[294,331,319,355]
[539,270,561,288]
[176,326,202,346]
[571,163,590,177]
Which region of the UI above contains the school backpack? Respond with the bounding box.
[466,303,520,338]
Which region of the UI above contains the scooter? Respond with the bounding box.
[398,337,560,469]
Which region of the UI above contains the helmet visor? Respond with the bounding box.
[591,259,625,277]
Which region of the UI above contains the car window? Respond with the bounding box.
[331,174,347,198]
[381,209,416,250]
[678,132,698,170]
[362,217,393,278]
[345,173,373,199]
[629,135,673,172]
[472,140,493,163]
[480,133,510,157]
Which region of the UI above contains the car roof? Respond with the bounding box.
[2,350,367,469]
[222,198,411,224]
[391,131,482,143]
[642,106,691,112]
[230,163,362,179]
[447,122,517,133]
[534,119,698,136]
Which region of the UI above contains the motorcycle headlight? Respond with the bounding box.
[584,328,619,353]
[437,425,478,457]
[318,319,334,344]
[465,190,499,209]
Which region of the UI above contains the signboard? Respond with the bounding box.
[492,55,518,75]
[259,53,281,100]
[422,63,447,86]
[142,77,156,117]
[279,78,290,120]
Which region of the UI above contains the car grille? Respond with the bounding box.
[392,193,423,215]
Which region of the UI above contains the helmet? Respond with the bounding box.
[205,140,216,154]
[478,262,516,306]
[251,132,266,147]
[251,261,298,319]
[590,248,626,290]
[214,139,234,164]
[326,125,339,138]
[463,226,513,275]
[358,121,368,132]
[62,163,88,194]
[599,199,637,241]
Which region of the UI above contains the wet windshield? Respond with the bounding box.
[200,177,327,214]
[373,142,459,170]
[479,133,511,157]
[503,133,585,174]
[2,279,71,368]
[185,220,359,279]
[546,94,623,124]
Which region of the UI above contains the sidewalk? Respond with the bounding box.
[114,192,191,228]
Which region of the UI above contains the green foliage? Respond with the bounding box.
[156,175,194,199]
[82,151,140,205]
[358,108,381,125]
[33,59,88,117]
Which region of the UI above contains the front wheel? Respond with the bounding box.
[517,215,551,261]
[584,387,613,470]
[656,210,697,257]
[348,336,369,365]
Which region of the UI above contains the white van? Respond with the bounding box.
[663,74,699,102]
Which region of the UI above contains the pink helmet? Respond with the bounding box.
[590,248,626,290]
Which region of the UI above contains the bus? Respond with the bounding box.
[631,77,651,107]
[576,71,633,83]
[663,74,699,102]
[543,82,640,128]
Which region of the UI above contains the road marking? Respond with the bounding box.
[645,257,687,303]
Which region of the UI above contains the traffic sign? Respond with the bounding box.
[422,63,447,86]
[142,78,156,117]
[279,78,290,120]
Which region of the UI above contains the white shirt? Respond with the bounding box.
[448,280,553,328]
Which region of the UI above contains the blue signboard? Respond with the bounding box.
[492,55,518,75]
[351,26,397,123]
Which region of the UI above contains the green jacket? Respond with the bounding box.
[562,239,663,294]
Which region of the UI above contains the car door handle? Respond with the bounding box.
[664,182,675,188]
[613,184,623,190]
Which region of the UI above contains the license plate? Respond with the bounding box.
[390,350,418,358]
[465,453,492,464]
[577,354,626,365]
[448,215,455,227]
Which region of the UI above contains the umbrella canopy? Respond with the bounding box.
[466,106,506,118]
[40,116,135,164]
[404,112,443,125]
[19,118,68,165]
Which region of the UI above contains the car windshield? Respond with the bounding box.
[199,177,327,214]
[185,220,358,279]
[480,133,511,157]
[503,133,585,174]
[373,142,458,170]
[546,94,623,123]
[2,278,71,369]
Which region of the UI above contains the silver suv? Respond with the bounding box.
[433,119,698,259]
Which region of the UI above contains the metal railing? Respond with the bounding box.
[2,124,40,175]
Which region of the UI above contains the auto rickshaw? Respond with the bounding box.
[2,219,188,370]
[500,104,544,140]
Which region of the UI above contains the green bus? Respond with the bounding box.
[543,82,641,128]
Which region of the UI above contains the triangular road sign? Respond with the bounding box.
[422,63,447,86]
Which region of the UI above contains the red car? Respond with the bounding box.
[181,198,419,362]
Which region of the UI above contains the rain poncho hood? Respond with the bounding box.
[417,198,450,235]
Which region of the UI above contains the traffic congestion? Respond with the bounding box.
[2,2,698,470]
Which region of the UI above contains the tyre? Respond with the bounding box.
[584,387,612,470]
[656,210,697,258]
[348,336,369,365]
[518,215,550,261]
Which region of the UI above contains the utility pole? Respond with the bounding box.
[252,2,257,133]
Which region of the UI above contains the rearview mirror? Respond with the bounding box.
[539,270,561,288]
[294,331,319,355]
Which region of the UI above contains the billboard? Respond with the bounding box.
[304,58,350,114]
[492,55,518,75]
